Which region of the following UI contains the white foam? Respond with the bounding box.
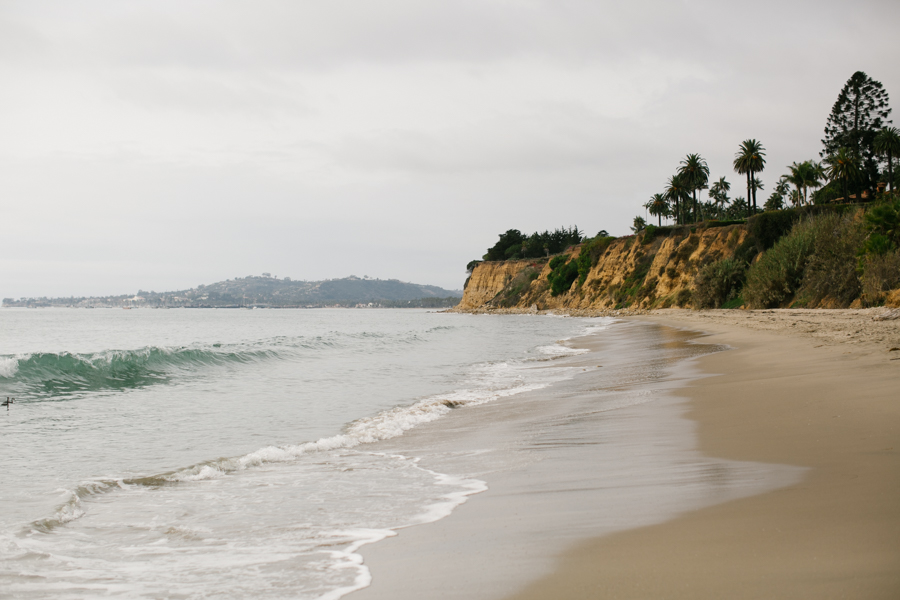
[164,357,569,485]
[536,344,589,356]
[0,356,19,378]
[318,456,488,600]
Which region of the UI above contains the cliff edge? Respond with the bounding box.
[453,224,749,313]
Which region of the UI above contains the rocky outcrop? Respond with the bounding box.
[453,224,749,313]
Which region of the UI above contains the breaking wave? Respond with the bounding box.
[31,359,560,534]
[0,326,463,399]
[0,346,282,398]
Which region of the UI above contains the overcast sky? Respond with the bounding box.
[1,0,898,298]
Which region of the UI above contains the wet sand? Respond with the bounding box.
[350,318,811,600]
[507,309,900,599]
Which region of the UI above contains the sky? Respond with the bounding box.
[1,0,899,298]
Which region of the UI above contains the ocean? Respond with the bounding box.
[0,308,599,598]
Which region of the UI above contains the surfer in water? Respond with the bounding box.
[2,397,13,411]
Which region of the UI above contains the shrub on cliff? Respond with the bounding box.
[743,218,820,308]
[864,196,900,254]
[796,214,865,306]
[693,258,747,308]
[744,212,863,308]
[861,250,900,305]
[574,235,616,284]
[547,255,579,296]
[748,209,799,251]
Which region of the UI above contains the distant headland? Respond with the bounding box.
[2,275,463,309]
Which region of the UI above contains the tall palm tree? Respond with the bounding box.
[708,176,731,219]
[734,140,766,216]
[678,153,710,223]
[750,177,764,213]
[645,193,669,226]
[825,148,861,202]
[808,161,826,202]
[785,162,806,206]
[665,174,691,225]
[874,127,900,193]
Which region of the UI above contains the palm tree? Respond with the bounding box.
[645,193,669,226]
[784,162,807,206]
[734,140,766,216]
[774,177,791,199]
[729,196,748,220]
[825,148,861,202]
[874,127,900,193]
[785,160,827,205]
[665,174,691,225]
[808,161,826,202]
[708,176,731,219]
[678,153,710,223]
[750,177,764,214]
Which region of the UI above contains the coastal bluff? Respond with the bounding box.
[454,220,900,313]
[454,225,749,313]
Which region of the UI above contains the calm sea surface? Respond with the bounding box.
[0,308,594,599]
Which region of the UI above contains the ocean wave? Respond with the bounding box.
[0,345,282,398]
[0,325,465,400]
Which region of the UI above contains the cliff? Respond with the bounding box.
[454,224,749,313]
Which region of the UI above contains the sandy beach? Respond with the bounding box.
[507,308,900,599]
[350,308,900,600]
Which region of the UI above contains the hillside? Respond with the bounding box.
[3,275,463,308]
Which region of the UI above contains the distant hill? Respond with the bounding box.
[2,275,464,308]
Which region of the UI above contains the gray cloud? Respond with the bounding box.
[0,0,898,297]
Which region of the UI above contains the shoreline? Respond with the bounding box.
[505,309,900,599]
[348,316,806,599]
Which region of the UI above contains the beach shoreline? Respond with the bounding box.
[349,311,879,600]
[505,309,900,599]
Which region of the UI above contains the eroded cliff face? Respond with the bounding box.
[456,260,538,311]
[454,225,748,312]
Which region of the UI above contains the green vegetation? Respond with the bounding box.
[480,227,584,262]
[693,258,747,309]
[544,233,617,297]
[734,140,767,216]
[741,210,895,308]
[680,153,710,222]
[865,195,900,253]
[547,255,579,296]
[822,71,892,193]
[874,127,900,193]
[742,218,820,308]
[640,71,894,229]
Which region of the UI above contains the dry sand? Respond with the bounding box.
[507,308,900,599]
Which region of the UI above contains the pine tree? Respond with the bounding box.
[821,71,892,191]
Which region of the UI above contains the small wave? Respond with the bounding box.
[0,327,460,400]
[0,345,281,398]
[31,359,554,533]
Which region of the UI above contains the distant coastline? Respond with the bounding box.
[2,274,462,309]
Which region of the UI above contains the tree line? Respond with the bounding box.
[635,71,898,233]
[472,226,590,269]
[469,70,899,272]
